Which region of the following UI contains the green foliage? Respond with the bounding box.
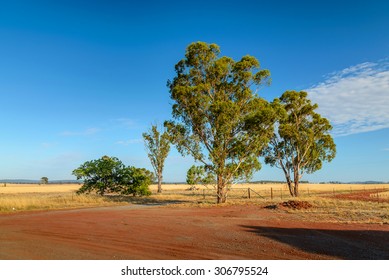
[139,168,156,185]
[72,156,151,196]
[263,91,336,197]
[165,42,276,203]
[119,167,152,196]
[186,165,215,188]
[142,124,170,193]
[40,177,49,184]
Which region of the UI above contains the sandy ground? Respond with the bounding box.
[0,204,388,260]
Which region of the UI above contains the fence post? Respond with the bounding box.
[248,188,251,199]
[271,187,273,200]
[280,188,283,200]
[203,189,205,200]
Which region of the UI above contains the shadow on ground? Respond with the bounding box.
[241,225,389,259]
[104,195,190,205]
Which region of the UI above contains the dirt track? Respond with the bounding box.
[0,204,388,260]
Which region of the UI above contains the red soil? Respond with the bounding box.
[332,189,389,203]
[0,204,388,260]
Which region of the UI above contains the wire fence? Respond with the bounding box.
[162,185,389,203]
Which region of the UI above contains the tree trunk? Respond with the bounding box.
[293,174,299,197]
[216,174,227,203]
[281,163,294,197]
[157,172,162,193]
[293,168,300,197]
[286,179,294,197]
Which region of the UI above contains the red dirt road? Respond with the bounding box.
[0,205,388,260]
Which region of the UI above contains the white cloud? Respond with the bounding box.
[60,127,101,136]
[116,139,143,146]
[307,58,389,136]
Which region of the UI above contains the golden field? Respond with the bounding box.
[1,182,387,194]
[0,183,80,194]
[1,183,388,224]
[151,183,389,191]
[0,184,125,212]
[150,183,389,200]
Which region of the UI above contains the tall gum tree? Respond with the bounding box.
[263,91,336,197]
[142,124,170,193]
[165,42,277,203]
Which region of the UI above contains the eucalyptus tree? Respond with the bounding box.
[165,42,277,203]
[263,91,336,197]
[142,125,170,193]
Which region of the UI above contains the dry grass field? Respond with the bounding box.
[151,182,389,193]
[0,184,128,212]
[0,183,80,193]
[149,182,389,202]
[2,182,386,194]
[149,183,389,224]
[1,182,388,224]
[374,190,389,198]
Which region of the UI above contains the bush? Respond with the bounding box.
[72,156,152,196]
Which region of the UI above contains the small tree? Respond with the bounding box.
[165,42,276,203]
[40,177,49,184]
[72,156,151,196]
[186,165,214,190]
[263,91,336,197]
[142,124,170,193]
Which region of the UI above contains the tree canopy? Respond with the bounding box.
[72,156,152,196]
[263,91,336,197]
[186,165,214,189]
[40,177,49,184]
[165,42,277,203]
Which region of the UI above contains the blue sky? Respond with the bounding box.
[0,0,388,182]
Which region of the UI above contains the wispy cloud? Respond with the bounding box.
[113,118,137,129]
[60,127,101,136]
[116,139,143,146]
[307,58,389,136]
[384,148,389,152]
